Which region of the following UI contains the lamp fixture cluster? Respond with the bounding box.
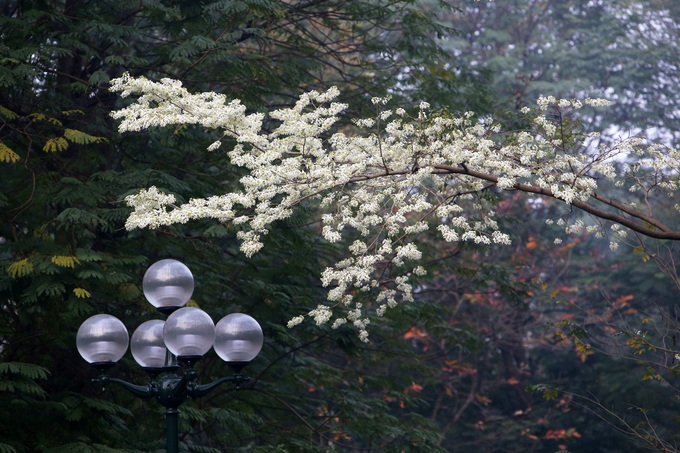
[75,259,264,453]
[76,258,263,373]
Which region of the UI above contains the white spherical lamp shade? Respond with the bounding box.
[214,313,263,363]
[143,259,194,309]
[76,314,129,364]
[163,307,215,359]
[130,320,167,368]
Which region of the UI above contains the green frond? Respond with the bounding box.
[63,128,108,145]
[0,379,47,398]
[51,255,81,268]
[203,224,230,237]
[0,66,16,88]
[87,70,110,85]
[116,282,141,301]
[180,405,208,423]
[79,396,133,416]
[104,55,126,66]
[76,269,104,279]
[28,113,62,126]
[98,207,131,223]
[55,208,106,228]
[107,255,147,266]
[104,271,133,285]
[0,442,18,453]
[43,137,69,153]
[7,258,33,278]
[73,287,92,298]
[0,362,50,380]
[35,280,66,297]
[0,105,18,120]
[75,249,105,262]
[0,142,20,163]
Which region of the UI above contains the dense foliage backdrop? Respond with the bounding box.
[1,1,679,452]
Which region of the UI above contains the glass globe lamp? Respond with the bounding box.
[130,319,167,369]
[163,307,215,361]
[214,313,263,366]
[143,259,194,313]
[76,314,129,367]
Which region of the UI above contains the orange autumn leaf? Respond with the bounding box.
[404,327,428,340]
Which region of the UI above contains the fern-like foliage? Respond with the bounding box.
[6,259,33,278]
[0,362,49,400]
[0,442,17,453]
[0,142,19,163]
[63,128,107,145]
[42,136,69,153]
[0,105,19,120]
[51,255,81,268]
[0,362,49,381]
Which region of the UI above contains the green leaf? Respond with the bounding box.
[35,281,65,297]
[0,362,50,380]
[51,255,81,268]
[0,105,18,120]
[43,137,69,153]
[7,258,33,278]
[203,224,229,237]
[87,70,110,85]
[0,442,18,453]
[73,287,91,298]
[0,142,19,163]
[63,129,107,145]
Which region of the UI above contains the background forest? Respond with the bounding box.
[1,0,679,452]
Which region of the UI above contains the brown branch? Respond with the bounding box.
[348,164,680,241]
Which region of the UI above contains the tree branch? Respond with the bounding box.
[430,164,680,240]
[349,164,680,241]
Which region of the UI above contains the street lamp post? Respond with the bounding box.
[76,259,263,453]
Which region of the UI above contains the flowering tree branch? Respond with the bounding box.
[349,165,678,239]
[110,74,680,340]
[428,164,679,240]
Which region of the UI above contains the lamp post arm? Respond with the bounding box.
[189,374,251,398]
[95,375,154,399]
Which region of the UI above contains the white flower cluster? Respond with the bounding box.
[110,74,680,341]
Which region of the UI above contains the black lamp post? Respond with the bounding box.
[76,259,263,453]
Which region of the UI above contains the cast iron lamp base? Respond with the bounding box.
[93,363,250,453]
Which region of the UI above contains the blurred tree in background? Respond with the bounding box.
[441,0,680,143]
[429,2,680,451]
